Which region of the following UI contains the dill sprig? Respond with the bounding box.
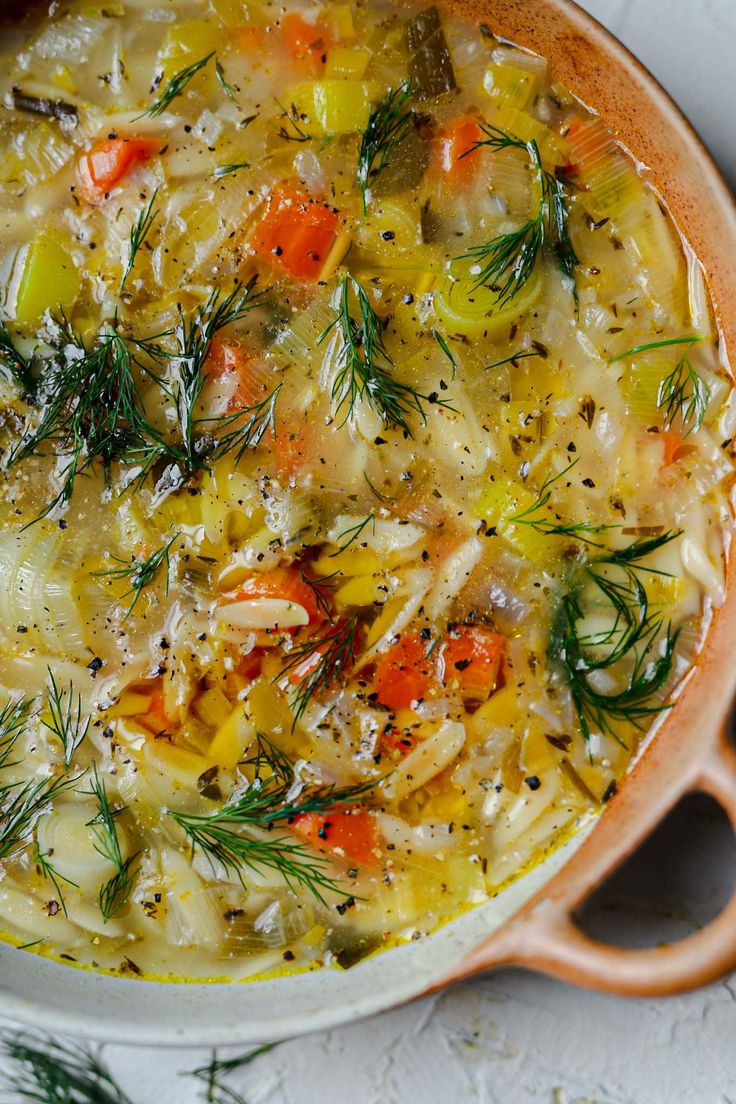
[299,569,338,622]
[0,318,33,390]
[279,616,360,725]
[139,51,215,118]
[356,80,414,214]
[608,334,703,365]
[432,330,457,379]
[87,763,139,922]
[658,356,710,436]
[276,98,312,143]
[330,513,375,555]
[485,349,544,371]
[210,384,282,463]
[121,188,159,292]
[215,58,237,102]
[509,461,618,547]
[0,771,79,863]
[190,1045,275,1104]
[170,733,376,900]
[460,124,578,303]
[35,843,77,917]
[321,275,454,435]
[7,317,163,521]
[0,695,35,768]
[93,532,179,619]
[43,670,89,765]
[552,531,682,750]
[214,161,250,179]
[0,1030,133,1104]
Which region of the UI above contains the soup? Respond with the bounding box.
[0,0,733,980]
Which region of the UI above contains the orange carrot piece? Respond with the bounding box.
[374,632,435,712]
[250,182,340,282]
[434,116,482,183]
[77,136,159,203]
[280,12,332,68]
[236,566,326,625]
[207,337,262,412]
[292,807,379,866]
[441,625,505,699]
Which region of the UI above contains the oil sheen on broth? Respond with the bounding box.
[0,0,733,981]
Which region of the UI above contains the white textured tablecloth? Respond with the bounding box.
[3,2,736,1100]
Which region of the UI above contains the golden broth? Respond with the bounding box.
[0,0,733,980]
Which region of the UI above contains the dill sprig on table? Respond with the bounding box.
[0,1030,133,1104]
[87,763,140,922]
[121,188,159,292]
[139,51,215,118]
[658,356,711,436]
[190,1044,275,1104]
[279,615,361,725]
[552,531,682,751]
[356,79,414,214]
[93,532,179,619]
[321,275,454,435]
[43,670,89,765]
[459,123,578,303]
[170,733,376,901]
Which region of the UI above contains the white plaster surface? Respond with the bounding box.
[3,1,736,1100]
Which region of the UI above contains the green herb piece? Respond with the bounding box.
[658,356,711,436]
[0,771,79,862]
[139,51,215,118]
[43,670,89,765]
[0,695,35,768]
[552,531,682,751]
[35,842,77,917]
[0,318,33,390]
[356,80,414,214]
[509,461,618,547]
[608,335,703,365]
[432,329,457,379]
[210,384,282,464]
[279,615,360,725]
[484,349,543,371]
[93,532,179,618]
[276,98,312,143]
[299,569,338,622]
[169,733,376,901]
[363,471,393,502]
[459,123,578,303]
[321,274,454,435]
[190,1044,275,1104]
[330,513,376,555]
[0,1030,133,1104]
[214,161,250,178]
[215,58,237,101]
[87,762,140,922]
[121,188,159,291]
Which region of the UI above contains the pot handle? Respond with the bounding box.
[493,739,736,997]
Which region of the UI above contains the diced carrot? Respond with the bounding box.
[250,182,340,282]
[374,632,435,712]
[236,25,268,51]
[77,136,159,204]
[207,337,261,412]
[434,116,482,184]
[280,12,333,70]
[140,681,172,734]
[272,425,310,481]
[236,565,326,625]
[441,625,505,699]
[292,807,379,866]
[236,647,265,681]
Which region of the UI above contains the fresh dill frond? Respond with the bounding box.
[93,532,179,618]
[34,842,77,917]
[658,356,711,436]
[321,275,454,435]
[121,188,159,292]
[87,762,140,922]
[139,51,215,118]
[356,79,414,214]
[432,329,457,379]
[170,733,376,900]
[484,349,544,371]
[0,1030,133,1104]
[213,161,251,178]
[509,461,618,547]
[210,384,282,464]
[460,125,578,303]
[330,513,376,555]
[299,569,338,622]
[552,530,682,751]
[276,99,312,143]
[43,669,89,765]
[190,1044,275,1104]
[215,58,237,101]
[0,771,79,862]
[608,335,703,365]
[0,317,33,390]
[0,695,35,769]
[279,616,361,725]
